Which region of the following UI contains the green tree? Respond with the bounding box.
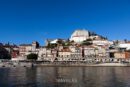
[124,39,127,43]
[27,53,38,60]
[0,46,11,59]
[86,38,92,41]
[56,39,63,44]
[82,40,92,46]
[47,43,57,48]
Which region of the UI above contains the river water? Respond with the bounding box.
[0,67,130,87]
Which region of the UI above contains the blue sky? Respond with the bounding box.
[0,0,130,45]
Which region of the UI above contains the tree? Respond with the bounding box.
[124,39,127,43]
[56,39,63,45]
[86,38,92,41]
[27,53,38,60]
[82,40,92,46]
[46,43,57,48]
[64,42,70,46]
[0,46,11,59]
[69,40,75,45]
[105,37,108,40]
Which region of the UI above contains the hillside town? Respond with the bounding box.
[1,29,130,62]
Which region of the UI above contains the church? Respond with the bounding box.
[70,29,90,43]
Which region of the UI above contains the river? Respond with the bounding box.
[0,66,130,87]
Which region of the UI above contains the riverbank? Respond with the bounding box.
[0,62,130,67]
[35,63,130,67]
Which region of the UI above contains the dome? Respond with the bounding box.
[70,29,90,43]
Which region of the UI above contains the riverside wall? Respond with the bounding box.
[1,58,130,67]
[0,61,130,67]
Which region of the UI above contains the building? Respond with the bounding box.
[11,50,19,58]
[32,41,39,51]
[19,44,32,57]
[45,39,66,46]
[109,47,118,58]
[83,46,96,57]
[92,40,113,46]
[38,47,58,61]
[89,35,104,40]
[69,46,82,60]
[96,46,109,58]
[3,44,19,59]
[3,43,12,54]
[0,44,11,59]
[114,51,130,58]
[58,48,71,58]
[38,47,47,58]
[70,29,90,43]
[118,43,130,50]
[11,46,19,58]
[19,41,40,57]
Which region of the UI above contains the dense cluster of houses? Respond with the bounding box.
[1,29,130,61]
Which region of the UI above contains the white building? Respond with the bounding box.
[38,47,47,58]
[96,46,109,57]
[118,43,130,50]
[19,41,39,57]
[70,29,90,43]
[84,46,96,57]
[50,39,58,44]
[19,44,32,57]
[69,46,82,59]
[38,47,58,61]
[93,40,113,46]
[58,48,71,61]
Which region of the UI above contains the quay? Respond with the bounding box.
[0,58,130,67]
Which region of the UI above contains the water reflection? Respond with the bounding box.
[0,67,130,87]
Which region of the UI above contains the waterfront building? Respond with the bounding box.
[51,49,58,58]
[58,45,64,51]
[38,47,47,58]
[45,49,57,61]
[58,48,71,58]
[11,46,19,59]
[19,41,39,57]
[109,47,118,58]
[3,44,19,59]
[3,43,12,54]
[69,46,82,60]
[32,41,40,51]
[38,46,58,61]
[11,50,19,59]
[19,44,32,57]
[0,44,11,59]
[114,51,130,58]
[83,46,96,57]
[96,46,110,58]
[46,49,53,57]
